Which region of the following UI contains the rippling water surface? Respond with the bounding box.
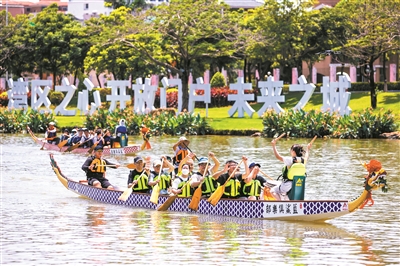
[1,134,399,265]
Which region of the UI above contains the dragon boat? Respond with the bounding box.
[27,126,143,155]
[49,154,389,222]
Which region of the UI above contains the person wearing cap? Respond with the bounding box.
[148,156,175,195]
[176,152,195,176]
[248,162,267,187]
[71,128,84,145]
[92,129,105,149]
[102,129,113,148]
[211,156,250,199]
[189,152,221,198]
[127,156,151,194]
[81,146,120,190]
[240,162,265,200]
[172,136,190,172]
[60,129,70,142]
[44,122,60,145]
[171,163,192,197]
[66,128,78,146]
[79,128,93,148]
[114,119,128,147]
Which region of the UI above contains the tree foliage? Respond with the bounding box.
[330,0,400,108]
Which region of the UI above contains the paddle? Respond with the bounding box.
[259,169,274,181]
[157,177,194,211]
[103,163,135,169]
[310,135,317,144]
[188,158,210,211]
[118,171,147,201]
[40,140,46,150]
[65,137,93,153]
[150,159,164,204]
[182,142,199,161]
[276,132,286,141]
[208,160,243,206]
[57,139,69,150]
[87,142,99,154]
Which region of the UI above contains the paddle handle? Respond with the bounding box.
[182,142,199,161]
[310,135,317,145]
[276,133,286,141]
[259,169,274,181]
[223,160,243,186]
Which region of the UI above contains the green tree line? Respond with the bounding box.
[0,0,399,109]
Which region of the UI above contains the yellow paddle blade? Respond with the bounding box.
[208,186,224,206]
[209,193,223,206]
[263,187,275,201]
[157,195,178,211]
[140,141,146,151]
[57,139,68,149]
[188,187,202,211]
[126,163,135,169]
[118,187,133,201]
[150,184,160,204]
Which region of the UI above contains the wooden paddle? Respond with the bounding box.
[102,163,135,169]
[208,160,243,206]
[262,186,276,201]
[87,141,99,154]
[310,135,317,144]
[118,171,147,201]
[150,159,164,204]
[157,177,194,211]
[57,139,69,150]
[40,140,46,150]
[276,132,286,141]
[259,169,274,181]
[65,137,93,153]
[188,158,210,211]
[182,142,199,161]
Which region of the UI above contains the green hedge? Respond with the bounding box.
[262,108,397,139]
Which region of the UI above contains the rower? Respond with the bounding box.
[81,146,120,190]
[189,152,221,198]
[45,122,60,145]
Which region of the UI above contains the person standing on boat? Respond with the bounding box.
[189,152,221,198]
[127,156,150,194]
[212,156,250,199]
[114,119,128,147]
[270,141,312,201]
[45,122,60,145]
[172,136,190,173]
[148,156,175,195]
[171,163,192,197]
[81,146,120,190]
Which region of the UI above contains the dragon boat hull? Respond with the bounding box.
[28,127,141,155]
[50,155,351,222]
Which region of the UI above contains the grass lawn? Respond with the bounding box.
[55,91,400,131]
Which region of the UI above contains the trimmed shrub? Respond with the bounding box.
[210,72,226,88]
[49,91,64,106]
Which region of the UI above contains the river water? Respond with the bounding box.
[1,134,399,265]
